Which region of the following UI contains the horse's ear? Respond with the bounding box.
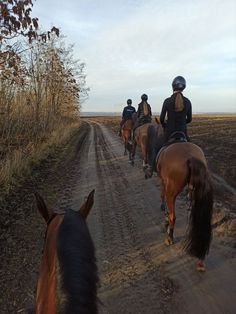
[155,117,160,124]
[34,192,53,223]
[79,189,95,219]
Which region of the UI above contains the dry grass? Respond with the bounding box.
[0,121,81,194]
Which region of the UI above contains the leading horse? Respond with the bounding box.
[121,119,133,160]
[35,190,98,314]
[146,126,213,271]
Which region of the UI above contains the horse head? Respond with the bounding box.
[35,190,98,314]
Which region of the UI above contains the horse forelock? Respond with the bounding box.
[57,209,98,313]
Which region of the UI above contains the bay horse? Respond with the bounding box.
[121,119,133,160]
[35,190,98,314]
[131,119,164,169]
[146,127,213,271]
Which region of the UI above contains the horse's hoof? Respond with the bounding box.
[164,238,173,246]
[196,261,206,272]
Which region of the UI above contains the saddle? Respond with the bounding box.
[166,131,188,144]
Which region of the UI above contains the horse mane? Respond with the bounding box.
[57,209,98,314]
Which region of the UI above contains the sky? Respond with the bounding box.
[33,0,236,113]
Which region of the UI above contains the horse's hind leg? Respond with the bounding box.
[131,141,137,165]
[124,141,127,155]
[160,179,167,212]
[164,192,176,246]
[160,179,168,232]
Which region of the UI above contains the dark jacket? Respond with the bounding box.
[137,101,152,122]
[160,93,192,139]
[122,105,136,120]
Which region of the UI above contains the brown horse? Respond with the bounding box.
[147,134,213,271]
[35,190,98,314]
[131,120,164,169]
[121,119,133,160]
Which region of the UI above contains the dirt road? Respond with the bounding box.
[65,120,236,314]
[1,119,235,313]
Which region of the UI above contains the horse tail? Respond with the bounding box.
[147,124,158,170]
[185,157,213,260]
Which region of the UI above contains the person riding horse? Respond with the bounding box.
[160,76,192,143]
[137,94,152,125]
[132,94,152,135]
[119,99,136,136]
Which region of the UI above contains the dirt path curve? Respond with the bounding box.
[65,120,236,314]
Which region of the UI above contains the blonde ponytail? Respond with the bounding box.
[143,101,148,115]
[175,93,184,112]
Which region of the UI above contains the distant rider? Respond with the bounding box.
[160,76,192,143]
[119,99,136,136]
[132,94,152,134]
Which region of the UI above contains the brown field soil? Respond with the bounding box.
[0,115,236,313]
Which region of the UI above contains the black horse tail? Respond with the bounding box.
[147,124,158,171]
[185,157,213,260]
[147,124,164,170]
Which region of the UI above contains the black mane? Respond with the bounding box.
[57,209,98,314]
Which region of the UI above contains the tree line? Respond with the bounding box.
[0,0,88,187]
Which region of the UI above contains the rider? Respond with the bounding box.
[160,76,192,143]
[132,94,152,134]
[137,94,152,124]
[119,99,136,136]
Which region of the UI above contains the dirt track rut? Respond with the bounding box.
[64,121,236,314]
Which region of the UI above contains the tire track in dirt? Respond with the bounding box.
[66,121,175,313]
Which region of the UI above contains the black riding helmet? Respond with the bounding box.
[141,94,148,101]
[172,76,186,91]
[127,99,132,105]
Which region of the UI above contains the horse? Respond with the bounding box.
[146,127,213,271]
[121,119,133,160]
[35,190,98,314]
[131,119,164,169]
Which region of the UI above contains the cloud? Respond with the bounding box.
[33,0,236,112]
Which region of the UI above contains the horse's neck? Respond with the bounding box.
[56,212,98,313]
